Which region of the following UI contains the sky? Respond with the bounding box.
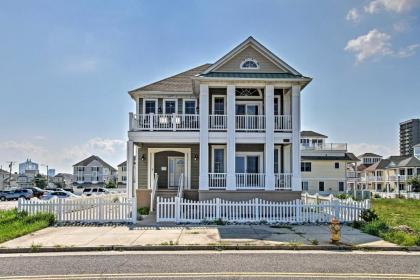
[0,0,419,173]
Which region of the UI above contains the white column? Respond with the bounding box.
[199,84,209,190]
[226,85,236,190]
[291,85,301,191]
[127,140,134,198]
[265,84,275,190]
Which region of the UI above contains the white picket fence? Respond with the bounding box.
[18,194,136,223]
[371,191,420,200]
[156,197,370,224]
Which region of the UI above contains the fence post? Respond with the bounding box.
[132,197,137,224]
[334,200,340,221]
[17,198,21,211]
[57,199,62,222]
[296,199,301,223]
[255,198,259,221]
[216,198,221,220]
[315,193,319,204]
[175,196,180,223]
[98,198,103,222]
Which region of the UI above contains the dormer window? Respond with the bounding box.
[240,58,259,69]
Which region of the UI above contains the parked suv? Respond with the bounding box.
[23,187,45,198]
[82,187,109,196]
[0,189,33,201]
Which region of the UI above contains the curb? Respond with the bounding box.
[0,244,419,254]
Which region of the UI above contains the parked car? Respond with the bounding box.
[82,187,110,196]
[23,187,45,198]
[0,189,33,201]
[41,190,78,200]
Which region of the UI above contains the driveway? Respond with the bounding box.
[0,224,396,248]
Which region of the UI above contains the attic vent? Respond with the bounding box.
[240,58,259,69]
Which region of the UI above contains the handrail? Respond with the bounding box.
[150,173,158,212]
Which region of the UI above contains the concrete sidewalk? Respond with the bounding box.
[0,224,396,249]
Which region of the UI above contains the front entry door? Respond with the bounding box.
[168,157,185,188]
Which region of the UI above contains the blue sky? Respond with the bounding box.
[0,0,419,173]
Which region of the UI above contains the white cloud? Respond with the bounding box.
[393,20,409,32]
[396,43,420,58]
[344,29,393,63]
[346,8,361,23]
[63,58,98,73]
[364,0,419,14]
[348,143,398,158]
[0,138,125,173]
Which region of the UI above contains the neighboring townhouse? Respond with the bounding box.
[52,173,73,188]
[361,156,420,192]
[126,36,312,208]
[300,131,359,194]
[17,174,34,189]
[117,161,128,186]
[73,155,117,187]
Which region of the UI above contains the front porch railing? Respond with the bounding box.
[275,173,292,190]
[235,115,265,131]
[236,173,265,189]
[274,115,292,131]
[208,173,227,189]
[130,113,200,131]
[209,115,227,130]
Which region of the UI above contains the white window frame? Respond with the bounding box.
[235,100,263,115]
[302,181,309,191]
[183,99,196,114]
[143,98,158,114]
[235,151,264,173]
[211,145,227,173]
[212,95,226,115]
[163,98,178,114]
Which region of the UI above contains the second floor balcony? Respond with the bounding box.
[130,113,292,132]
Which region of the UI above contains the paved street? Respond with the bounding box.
[0,224,396,248]
[0,250,419,279]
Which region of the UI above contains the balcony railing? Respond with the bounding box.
[300,143,347,151]
[388,175,413,182]
[208,173,227,189]
[235,115,265,131]
[275,173,292,190]
[274,115,292,132]
[236,173,265,189]
[209,115,227,130]
[130,113,200,131]
[346,171,359,178]
[361,176,383,182]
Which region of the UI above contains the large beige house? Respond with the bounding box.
[126,37,312,208]
[300,131,358,194]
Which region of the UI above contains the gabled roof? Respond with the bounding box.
[358,152,382,158]
[0,169,9,175]
[129,64,211,94]
[117,161,127,167]
[365,155,420,171]
[202,36,301,76]
[397,156,420,167]
[73,155,116,171]
[300,131,328,138]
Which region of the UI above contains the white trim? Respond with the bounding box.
[211,145,227,173]
[143,98,158,114]
[235,88,263,99]
[163,98,178,114]
[235,151,264,173]
[183,99,197,114]
[211,94,227,115]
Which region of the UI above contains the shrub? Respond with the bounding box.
[137,207,150,215]
[335,193,350,200]
[362,219,388,236]
[351,220,365,229]
[360,209,378,222]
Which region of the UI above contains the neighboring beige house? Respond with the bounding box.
[117,160,136,188]
[52,173,73,188]
[126,36,313,208]
[300,131,358,194]
[73,155,117,187]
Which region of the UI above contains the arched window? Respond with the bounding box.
[240,58,259,69]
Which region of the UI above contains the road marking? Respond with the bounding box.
[1,272,420,279]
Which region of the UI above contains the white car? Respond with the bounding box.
[41,190,79,200]
[82,187,110,196]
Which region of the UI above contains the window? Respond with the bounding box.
[144,100,157,114]
[122,165,127,172]
[240,58,259,69]
[335,162,340,169]
[91,167,99,172]
[274,149,279,174]
[274,97,279,115]
[184,100,196,114]
[399,169,405,175]
[302,181,309,191]
[235,154,261,173]
[338,182,344,192]
[213,97,225,115]
[301,162,311,172]
[407,168,413,175]
[122,176,127,182]
[164,100,177,114]
[319,181,325,192]
[301,138,310,146]
[214,148,225,173]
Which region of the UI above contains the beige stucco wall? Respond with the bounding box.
[213,46,285,73]
[301,160,348,193]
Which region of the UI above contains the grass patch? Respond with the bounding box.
[0,209,55,244]
[357,199,420,246]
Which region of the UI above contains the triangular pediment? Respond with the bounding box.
[202,36,301,76]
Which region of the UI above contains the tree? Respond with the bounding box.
[407,176,420,192]
[34,174,47,189]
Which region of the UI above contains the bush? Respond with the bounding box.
[351,220,365,229]
[335,193,350,200]
[360,209,378,222]
[361,219,388,236]
[137,207,150,215]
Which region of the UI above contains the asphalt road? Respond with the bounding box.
[0,250,419,279]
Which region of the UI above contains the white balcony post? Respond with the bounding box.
[149,113,154,131]
[199,84,209,190]
[291,85,301,191]
[226,85,236,190]
[127,140,134,198]
[265,84,275,190]
[129,112,134,131]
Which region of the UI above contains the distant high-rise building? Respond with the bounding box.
[400,119,420,156]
